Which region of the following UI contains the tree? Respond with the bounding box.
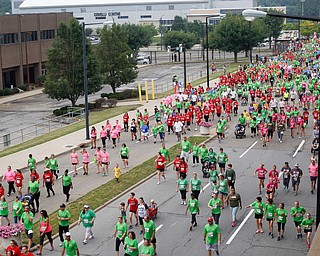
[85,28,93,37]
[44,18,102,107]
[209,15,268,62]
[262,9,284,49]
[188,20,205,44]
[122,24,157,54]
[171,16,188,32]
[163,30,196,50]
[300,20,320,36]
[0,0,11,14]
[282,22,299,30]
[97,24,138,93]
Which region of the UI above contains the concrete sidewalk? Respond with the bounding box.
[0,88,43,105]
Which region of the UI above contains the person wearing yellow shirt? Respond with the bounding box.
[113,164,122,183]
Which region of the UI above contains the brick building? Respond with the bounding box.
[0,12,72,90]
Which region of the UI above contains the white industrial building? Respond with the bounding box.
[11,0,257,27]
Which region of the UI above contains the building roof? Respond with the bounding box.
[20,0,208,9]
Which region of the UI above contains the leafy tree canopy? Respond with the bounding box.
[44,18,102,106]
[163,30,196,50]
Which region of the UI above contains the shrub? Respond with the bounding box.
[105,99,118,108]
[12,88,19,94]
[94,98,107,108]
[0,90,4,96]
[18,85,27,91]
[3,88,14,95]
[101,89,145,100]
[53,109,67,116]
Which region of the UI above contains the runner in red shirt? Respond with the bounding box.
[167,115,174,134]
[185,111,192,131]
[203,106,210,122]
[179,157,188,179]
[42,168,55,197]
[225,103,232,122]
[233,101,239,116]
[155,152,167,184]
[123,113,129,132]
[254,163,268,195]
[312,108,319,124]
[195,111,202,131]
[250,89,255,102]
[6,241,21,256]
[126,192,139,229]
[173,155,181,181]
[215,104,222,118]
[15,169,24,198]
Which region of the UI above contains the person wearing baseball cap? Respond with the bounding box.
[20,206,34,251]
[204,217,221,256]
[61,232,79,256]
[58,203,71,247]
[291,163,303,196]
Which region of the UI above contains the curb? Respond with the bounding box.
[35,134,215,250]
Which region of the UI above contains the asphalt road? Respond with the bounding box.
[41,109,315,256]
[0,62,207,138]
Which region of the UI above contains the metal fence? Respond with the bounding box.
[0,107,85,150]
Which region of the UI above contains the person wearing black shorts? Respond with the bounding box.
[246,196,264,234]
[114,216,127,256]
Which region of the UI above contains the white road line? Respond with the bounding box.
[138,224,163,247]
[201,183,211,193]
[239,141,258,159]
[57,161,95,179]
[292,140,305,158]
[226,209,254,245]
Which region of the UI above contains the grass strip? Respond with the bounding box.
[25,135,209,245]
[0,105,140,158]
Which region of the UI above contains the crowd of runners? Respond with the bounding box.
[1,37,320,256]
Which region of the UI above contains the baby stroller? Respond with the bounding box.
[21,194,35,214]
[235,124,246,139]
[148,200,158,220]
[241,96,248,106]
[201,157,211,178]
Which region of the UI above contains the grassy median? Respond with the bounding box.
[26,135,209,245]
[0,105,140,158]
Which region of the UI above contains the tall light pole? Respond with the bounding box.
[160,15,164,51]
[24,33,30,91]
[243,8,320,228]
[244,16,254,64]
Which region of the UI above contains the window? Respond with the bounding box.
[118,16,129,19]
[0,33,19,45]
[140,15,152,19]
[95,16,106,20]
[80,8,86,13]
[13,2,23,8]
[76,17,84,20]
[21,31,38,42]
[146,6,152,11]
[40,30,55,40]
[61,9,66,12]
[169,5,174,10]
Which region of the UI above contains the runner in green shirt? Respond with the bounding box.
[143,216,156,254]
[301,213,314,250]
[192,143,200,167]
[216,121,224,142]
[246,196,264,234]
[124,232,139,256]
[199,144,209,163]
[275,203,287,241]
[203,217,221,255]
[28,176,40,213]
[290,201,306,238]
[181,137,191,162]
[217,148,228,172]
[12,196,23,224]
[120,143,130,168]
[0,196,9,225]
[140,239,155,256]
[58,204,71,246]
[49,154,59,179]
[264,198,276,238]
[27,154,36,171]
[190,173,203,200]
[78,205,96,244]
[61,232,79,256]
[20,206,34,251]
[176,175,188,205]
[62,170,73,202]
[185,193,200,231]
[114,216,127,255]
[159,144,170,162]
[208,193,223,225]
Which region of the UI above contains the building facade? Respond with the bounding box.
[0,12,72,90]
[12,0,255,27]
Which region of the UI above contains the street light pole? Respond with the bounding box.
[249,21,253,64]
[82,22,90,140]
[183,46,187,90]
[160,16,163,51]
[205,17,209,88]
[24,33,30,91]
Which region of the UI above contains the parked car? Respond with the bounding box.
[137,56,151,65]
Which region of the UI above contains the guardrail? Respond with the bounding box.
[0,107,85,150]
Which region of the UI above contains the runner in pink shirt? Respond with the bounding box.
[254,163,268,195]
[70,148,79,177]
[80,149,90,175]
[308,160,318,194]
[111,126,118,148]
[105,120,112,141]
[100,126,107,148]
[260,123,268,147]
[100,148,110,176]
[2,166,16,196]
[94,147,102,174]
[115,120,122,142]
[90,126,97,149]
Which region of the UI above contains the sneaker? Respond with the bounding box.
[277,237,280,241]
[311,190,314,194]
[83,240,87,244]
[139,230,143,235]
[135,223,138,227]
[181,202,184,205]
[294,192,297,196]
[183,201,187,205]
[89,235,94,240]
[271,233,274,238]
[59,243,62,247]
[189,226,192,231]
[281,235,284,239]
[157,182,160,185]
[163,176,166,182]
[255,230,260,234]
[232,221,236,227]
[129,225,133,229]
[296,234,299,239]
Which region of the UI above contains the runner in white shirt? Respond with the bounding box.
[174,120,183,142]
[137,197,149,235]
